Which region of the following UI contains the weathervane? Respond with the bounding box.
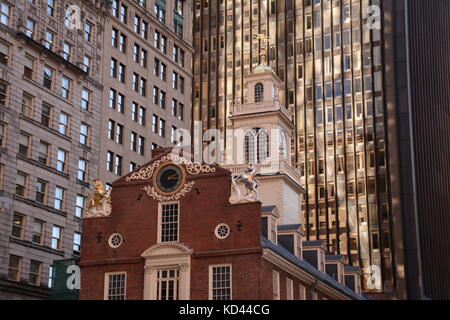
[253,33,270,65]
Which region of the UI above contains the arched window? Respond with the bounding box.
[255,83,264,102]
[244,128,269,164]
[244,130,256,164]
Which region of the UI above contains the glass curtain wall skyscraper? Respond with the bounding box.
[193,0,393,294]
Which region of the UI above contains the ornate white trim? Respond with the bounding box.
[125,153,216,182]
[143,181,195,201]
[141,242,193,259]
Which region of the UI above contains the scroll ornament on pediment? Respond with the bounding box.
[125,153,216,182]
[143,181,196,202]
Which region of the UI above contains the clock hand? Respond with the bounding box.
[167,174,179,181]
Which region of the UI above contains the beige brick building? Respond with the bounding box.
[0,0,108,299]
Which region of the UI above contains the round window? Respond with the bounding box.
[215,224,230,240]
[108,233,123,248]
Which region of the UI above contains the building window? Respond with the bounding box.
[160,63,167,81]
[109,89,117,109]
[106,151,114,172]
[12,213,25,239]
[0,40,9,66]
[138,136,145,155]
[82,55,91,74]
[75,195,85,218]
[209,265,232,300]
[108,120,115,140]
[255,83,264,102]
[63,42,71,61]
[24,55,34,80]
[154,1,166,22]
[115,155,122,176]
[119,4,127,23]
[117,63,126,83]
[80,123,89,145]
[171,126,177,144]
[18,131,31,157]
[132,73,138,91]
[172,72,178,89]
[16,171,28,197]
[54,187,65,211]
[244,128,269,164]
[51,225,63,250]
[57,149,67,172]
[161,35,167,53]
[48,266,54,288]
[139,106,145,125]
[28,13,39,31]
[29,260,41,286]
[159,118,165,137]
[32,219,44,245]
[78,159,87,181]
[43,66,53,89]
[0,1,10,25]
[84,22,92,42]
[272,270,280,300]
[8,255,22,281]
[38,140,50,165]
[46,0,55,16]
[59,112,69,135]
[119,33,127,52]
[140,48,147,67]
[73,232,81,255]
[156,269,179,300]
[44,30,54,50]
[139,77,146,96]
[159,202,179,243]
[0,122,5,147]
[81,89,91,110]
[61,77,71,99]
[178,103,184,120]
[116,123,123,144]
[110,58,117,78]
[112,27,118,47]
[152,115,158,133]
[105,273,126,300]
[35,179,47,204]
[41,103,51,127]
[159,91,166,109]
[130,132,137,152]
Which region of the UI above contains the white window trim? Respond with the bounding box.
[104,272,127,300]
[208,264,232,300]
[142,243,192,300]
[157,201,180,244]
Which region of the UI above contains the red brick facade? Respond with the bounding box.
[80,150,362,300]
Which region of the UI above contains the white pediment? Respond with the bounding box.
[141,243,193,259]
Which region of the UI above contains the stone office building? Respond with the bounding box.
[0,0,108,299]
[99,0,193,186]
